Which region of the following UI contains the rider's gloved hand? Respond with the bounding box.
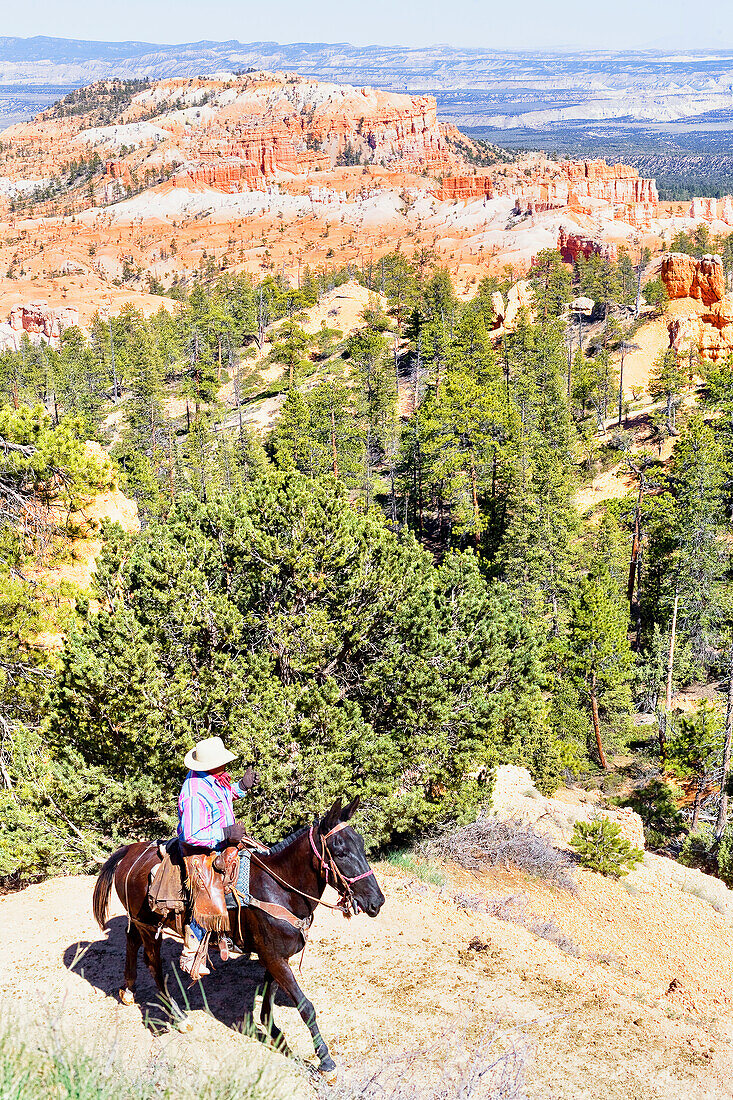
[240,766,258,790]
[223,823,248,846]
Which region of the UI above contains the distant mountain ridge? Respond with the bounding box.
[3,36,733,145]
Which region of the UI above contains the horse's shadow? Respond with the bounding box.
[64,916,290,1035]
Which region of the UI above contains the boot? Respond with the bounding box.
[180,924,210,978]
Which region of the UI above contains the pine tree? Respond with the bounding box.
[528,249,572,320]
[126,322,166,453]
[649,348,687,433]
[566,571,633,769]
[667,702,723,830]
[269,317,312,389]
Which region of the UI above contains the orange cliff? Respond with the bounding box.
[177,85,458,190]
[495,159,658,228]
[661,252,733,362]
[0,71,463,198]
[430,175,494,202]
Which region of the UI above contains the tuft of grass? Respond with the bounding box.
[0,1009,530,1100]
[331,1027,530,1100]
[0,1011,299,1100]
[385,849,446,887]
[425,816,577,892]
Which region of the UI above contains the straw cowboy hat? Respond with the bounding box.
[184,736,238,772]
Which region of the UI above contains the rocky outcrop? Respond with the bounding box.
[558,227,618,265]
[489,281,533,334]
[661,252,733,361]
[494,159,658,229]
[688,196,733,225]
[431,175,494,202]
[660,252,725,306]
[490,765,646,852]
[163,73,460,190]
[174,157,267,193]
[0,302,79,352]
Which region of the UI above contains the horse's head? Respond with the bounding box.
[316,797,385,918]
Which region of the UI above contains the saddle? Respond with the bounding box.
[181,844,239,934]
[147,835,309,941]
[147,837,262,928]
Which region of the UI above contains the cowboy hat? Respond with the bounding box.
[184,736,238,772]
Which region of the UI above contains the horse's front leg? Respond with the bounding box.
[260,973,290,1053]
[266,956,336,1080]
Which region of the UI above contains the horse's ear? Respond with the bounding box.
[341,795,360,821]
[321,797,342,832]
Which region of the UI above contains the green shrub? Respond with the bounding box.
[569,817,643,878]
[49,475,559,850]
[717,822,733,889]
[619,778,685,842]
[386,849,446,886]
[677,824,716,873]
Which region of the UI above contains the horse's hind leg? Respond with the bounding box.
[260,974,290,1053]
[141,927,192,1033]
[120,923,142,1005]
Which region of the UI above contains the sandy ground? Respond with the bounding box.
[1,851,732,1099]
[615,314,671,398]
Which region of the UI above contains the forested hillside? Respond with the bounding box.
[2,242,733,890]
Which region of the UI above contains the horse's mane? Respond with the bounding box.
[266,825,309,856]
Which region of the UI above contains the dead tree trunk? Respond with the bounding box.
[666,580,679,713]
[590,671,609,770]
[715,640,733,840]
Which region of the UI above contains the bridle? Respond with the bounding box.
[246,819,376,922]
[308,820,375,914]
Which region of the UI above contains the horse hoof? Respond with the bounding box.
[119,988,135,1006]
[319,1064,338,1086]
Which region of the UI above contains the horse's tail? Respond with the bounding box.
[93,845,130,929]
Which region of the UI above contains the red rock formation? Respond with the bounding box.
[687,196,733,225]
[175,157,266,193]
[662,252,733,362]
[493,159,658,228]
[660,252,725,306]
[557,227,618,265]
[6,302,79,350]
[689,197,718,222]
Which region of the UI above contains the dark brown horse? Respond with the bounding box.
[93,796,384,1077]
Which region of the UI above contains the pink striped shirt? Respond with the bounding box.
[177,770,246,849]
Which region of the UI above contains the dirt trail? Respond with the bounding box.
[2,853,732,1098]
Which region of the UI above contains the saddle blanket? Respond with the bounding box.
[225,849,251,909]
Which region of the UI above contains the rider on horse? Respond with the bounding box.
[177,735,255,976]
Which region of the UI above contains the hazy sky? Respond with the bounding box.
[5,0,733,51]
